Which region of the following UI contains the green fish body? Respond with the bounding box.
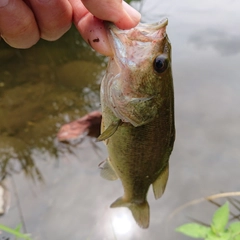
[98,19,175,228]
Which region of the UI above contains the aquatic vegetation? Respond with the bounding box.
[0,224,32,240]
[176,200,240,239]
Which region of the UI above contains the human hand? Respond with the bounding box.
[0,0,72,49]
[70,0,141,55]
[0,0,141,56]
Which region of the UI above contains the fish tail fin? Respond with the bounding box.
[110,197,150,229]
[128,201,150,229]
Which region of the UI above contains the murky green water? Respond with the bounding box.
[1,0,240,239]
[0,28,106,181]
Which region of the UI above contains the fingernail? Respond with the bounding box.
[123,2,141,23]
[0,0,9,7]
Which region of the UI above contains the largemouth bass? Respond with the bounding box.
[98,19,175,229]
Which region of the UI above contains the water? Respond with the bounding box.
[0,0,240,239]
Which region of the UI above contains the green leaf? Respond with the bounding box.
[233,234,240,240]
[229,222,240,240]
[234,234,240,240]
[211,202,229,233]
[206,230,231,240]
[14,223,22,232]
[205,233,220,240]
[14,224,22,240]
[218,231,231,240]
[176,223,210,238]
[0,224,32,240]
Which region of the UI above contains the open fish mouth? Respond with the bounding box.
[105,18,168,37]
[104,18,170,67]
[105,18,168,44]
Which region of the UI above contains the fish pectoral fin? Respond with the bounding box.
[99,158,118,181]
[110,197,150,229]
[152,163,169,199]
[97,119,122,141]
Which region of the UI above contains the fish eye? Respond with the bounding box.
[153,55,169,73]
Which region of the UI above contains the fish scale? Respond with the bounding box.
[98,19,175,228]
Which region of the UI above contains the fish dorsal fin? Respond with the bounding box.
[110,197,150,229]
[152,163,169,199]
[97,119,122,141]
[99,158,118,181]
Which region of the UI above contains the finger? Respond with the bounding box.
[78,14,112,56]
[27,0,72,41]
[69,0,112,56]
[81,0,141,29]
[0,0,40,48]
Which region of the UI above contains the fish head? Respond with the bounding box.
[104,19,173,126]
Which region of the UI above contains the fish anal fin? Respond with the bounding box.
[110,197,150,229]
[152,164,169,199]
[99,158,118,181]
[97,119,121,141]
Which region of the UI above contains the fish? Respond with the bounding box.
[98,19,175,229]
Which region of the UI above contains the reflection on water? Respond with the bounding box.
[0,26,106,181]
[189,29,240,56]
[111,209,133,236]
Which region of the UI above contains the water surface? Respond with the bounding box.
[0,0,240,239]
